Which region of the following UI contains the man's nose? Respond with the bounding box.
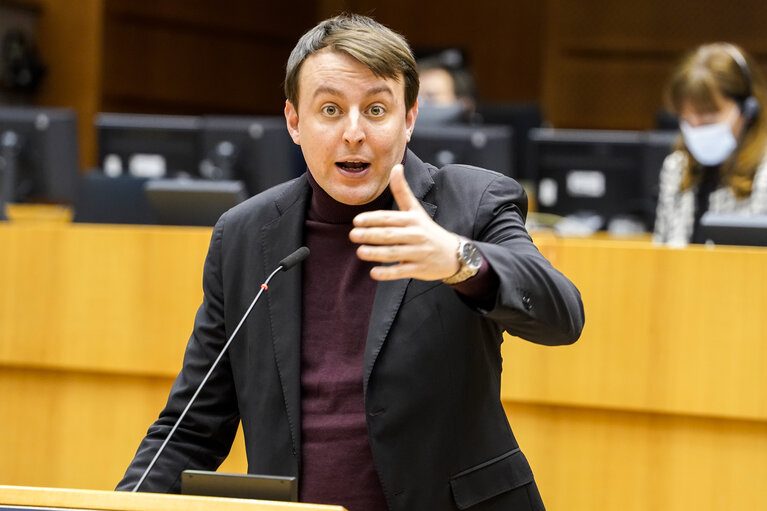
[343,111,366,145]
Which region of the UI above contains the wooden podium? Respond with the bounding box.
[0,485,346,511]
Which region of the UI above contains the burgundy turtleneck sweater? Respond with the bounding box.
[299,171,392,511]
[298,168,499,510]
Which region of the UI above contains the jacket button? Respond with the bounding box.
[522,293,532,310]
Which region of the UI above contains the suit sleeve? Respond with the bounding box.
[467,174,585,346]
[116,213,240,493]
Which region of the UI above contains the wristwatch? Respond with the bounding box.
[442,236,482,285]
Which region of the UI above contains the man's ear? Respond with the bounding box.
[405,99,418,143]
[284,100,301,145]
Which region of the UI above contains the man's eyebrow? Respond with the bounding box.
[366,85,395,97]
[311,84,395,100]
[312,86,342,99]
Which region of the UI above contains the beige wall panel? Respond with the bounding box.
[503,239,767,420]
[0,224,211,375]
[505,402,767,511]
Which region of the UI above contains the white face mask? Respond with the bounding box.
[680,119,737,167]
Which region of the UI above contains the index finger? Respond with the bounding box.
[352,209,415,227]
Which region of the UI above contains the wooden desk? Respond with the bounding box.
[1,224,765,509]
[0,222,223,489]
[503,236,767,510]
[0,485,345,510]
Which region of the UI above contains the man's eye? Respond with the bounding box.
[322,105,338,116]
[369,105,385,116]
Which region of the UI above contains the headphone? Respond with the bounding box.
[721,43,761,124]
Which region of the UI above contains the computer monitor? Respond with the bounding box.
[655,109,680,131]
[527,128,676,231]
[87,114,302,225]
[145,178,247,227]
[408,124,513,177]
[200,116,304,196]
[475,102,543,182]
[698,212,767,247]
[0,106,79,210]
[642,130,679,229]
[96,113,203,179]
[72,172,155,225]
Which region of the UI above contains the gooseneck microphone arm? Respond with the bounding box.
[131,246,310,492]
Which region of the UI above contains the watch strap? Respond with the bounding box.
[442,237,481,285]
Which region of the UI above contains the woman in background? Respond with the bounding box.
[654,42,767,245]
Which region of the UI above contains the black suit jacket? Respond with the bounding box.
[117,151,584,510]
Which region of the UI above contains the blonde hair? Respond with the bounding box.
[666,42,767,198]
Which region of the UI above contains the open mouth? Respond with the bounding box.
[336,161,371,172]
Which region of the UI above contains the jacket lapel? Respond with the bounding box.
[363,151,437,395]
[259,176,310,456]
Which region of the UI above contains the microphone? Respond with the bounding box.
[131,246,310,492]
[279,246,310,271]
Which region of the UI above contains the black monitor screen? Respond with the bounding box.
[699,212,767,247]
[96,113,203,179]
[408,124,513,177]
[145,178,247,227]
[527,128,676,231]
[475,102,543,182]
[0,106,79,204]
[72,173,154,225]
[643,130,678,229]
[200,116,304,196]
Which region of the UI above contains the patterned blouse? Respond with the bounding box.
[653,150,767,246]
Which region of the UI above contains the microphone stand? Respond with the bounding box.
[132,247,309,492]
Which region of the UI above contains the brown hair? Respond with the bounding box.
[284,14,419,112]
[666,43,767,198]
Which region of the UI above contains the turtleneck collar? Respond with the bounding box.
[306,169,395,224]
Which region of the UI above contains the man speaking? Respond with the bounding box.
[117,14,584,511]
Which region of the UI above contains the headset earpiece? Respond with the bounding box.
[721,43,761,125]
[741,95,761,124]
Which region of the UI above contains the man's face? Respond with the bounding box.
[285,48,418,205]
[418,68,457,106]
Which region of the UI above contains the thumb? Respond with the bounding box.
[389,164,421,212]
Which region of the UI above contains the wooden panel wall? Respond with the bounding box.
[542,0,767,129]
[34,0,104,170]
[27,0,767,170]
[322,0,546,103]
[501,236,767,510]
[100,0,318,116]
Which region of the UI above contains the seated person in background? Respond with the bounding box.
[654,42,767,246]
[416,49,478,124]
